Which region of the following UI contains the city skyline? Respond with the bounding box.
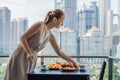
[0,1,120,80]
[0,0,119,68]
[0,0,118,27]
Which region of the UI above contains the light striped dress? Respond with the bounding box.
[3,22,51,80]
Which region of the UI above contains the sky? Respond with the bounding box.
[0,0,118,26]
[0,0,55,26]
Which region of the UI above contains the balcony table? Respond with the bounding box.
[27,67,90,80]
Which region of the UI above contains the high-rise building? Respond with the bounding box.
[77,2,99,36]
[11,19,19,50]
[112,32,120,56]
[80,27,111,63]
[118,0,120,31]
[89,1,99,28]
[18,18,28,38]
[0,17,3,54]
[0,7,11,55]
[116,42,120,56]
[78,9,95,35]
[77,2,98,35]
[106,10,113,36]
[55,0,77,31]
[10,18,28,53]
[99,0,111,35]
[60,31,77,56]
[112,24,118,32]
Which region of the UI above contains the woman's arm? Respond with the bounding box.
[20,22,42,62]
[49,33,78,68]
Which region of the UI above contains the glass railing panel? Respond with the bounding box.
[0,63,7,79]
[0,57,9,79]
[112,59,120,80]
[0,56,114,80]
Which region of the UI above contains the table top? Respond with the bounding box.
[27,67,90,80]
[29,67,90,76]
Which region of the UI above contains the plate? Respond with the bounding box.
[60,69,76,72]
[48,68,60,70]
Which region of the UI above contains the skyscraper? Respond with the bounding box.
[116,42,120,56]
[17,18,28,37]
[55,0,77,31]
[11,19,19,50]
[78,9,95,35]
[77,1,99,36]
[118,0,120,31]
[10,18,28,53]
[89,1,99,28]
[0,7,11,54]
[0,16,3,54]
[80,27,111,63]
[60,31,77,56]
[99,0,111,35]
[106,10,113,36]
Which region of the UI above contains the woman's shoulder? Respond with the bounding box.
[30,21,44,30]
[32,21,44,27]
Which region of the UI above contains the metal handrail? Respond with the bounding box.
[108,56,120,60]
[0,55,109,58]
[37,55,109,58]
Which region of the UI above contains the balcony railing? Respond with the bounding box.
[0,55,120,80]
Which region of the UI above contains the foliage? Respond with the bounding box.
[0,65,6,80]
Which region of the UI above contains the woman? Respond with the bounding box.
[3,9,78,80]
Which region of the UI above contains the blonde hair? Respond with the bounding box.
[44,9,64,24]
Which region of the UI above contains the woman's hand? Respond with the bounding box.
[27,53,33,62]
[71,62,79,70]
[67,62,78,70]
[73,63,79,69]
